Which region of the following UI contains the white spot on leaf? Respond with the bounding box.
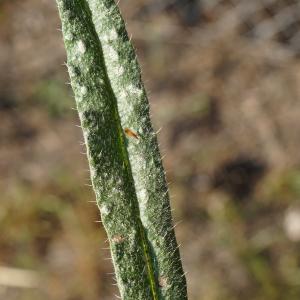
[126,84,143,97]
[136,188,147,203]
[90,167,96,178]
[116,66,124,76]
[65,32,74,41]
[109,29,118,40]
[77,40,86,54]
[106,46,118,60]
[68,65,75,77]
[100,204,111,216]
[80,86,87,95]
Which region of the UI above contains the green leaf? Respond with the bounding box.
[56,0,187,299]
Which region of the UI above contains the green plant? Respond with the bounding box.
[56,0,187,299]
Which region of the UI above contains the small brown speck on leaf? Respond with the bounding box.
[112,235,125,244]
[159,276,168,288]
[124,128,139,139]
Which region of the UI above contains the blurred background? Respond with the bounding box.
[2,0,300,299]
